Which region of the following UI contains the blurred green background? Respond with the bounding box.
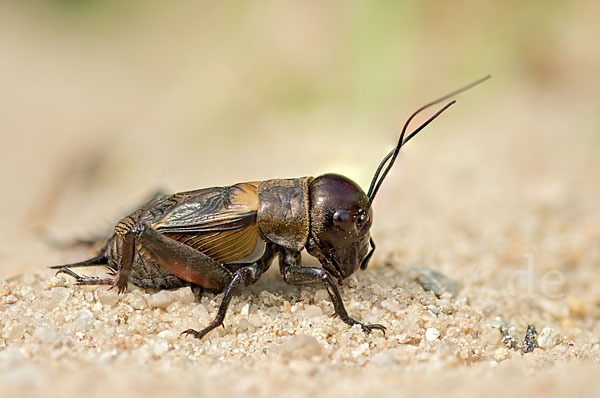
[0,1,598,276]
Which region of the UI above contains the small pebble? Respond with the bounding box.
[397,333,422,345]
[502,334,516,350]
[425,327,440,341]
[240,303,250,317]
[522,325,538,353]
[128,295,146,310]
[351,342,370,359]
[74,308,95,331]
[302,305,323,318]
[50,287,70,302]
[3,295,18,304]
[157,330,178,342]
[46,275,68,289]
[426,304,440,315]
[151,340,169,357]
[84,292,94,302]
[148,290,177,309]
[192,304,211,325]
[437,299,454,315]
[490,347,510,362]
[98,290,120,306]
[538,327,560,349]
[173,287,195,305]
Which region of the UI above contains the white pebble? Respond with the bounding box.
[426,305,440,315]
[302,305,323,318]
[151,340,169,357]
[98,290,120,306]
[191,304,210,325]
[3,295,18,304]
[74,308,95,331]
[148,290,177,309]
[425,327,440,341]
[84,292,94,302]
[240,303,250,317]
[351,342,370,359]
[128,295,146,310]
[538,327,560,349]
[50,287,70,302]
[173,287,195,305]
[157,330,178,342]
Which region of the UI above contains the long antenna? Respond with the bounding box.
[367,75,491,204]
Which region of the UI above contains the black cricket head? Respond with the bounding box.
[306,76,491,285]
[307,174,373,284]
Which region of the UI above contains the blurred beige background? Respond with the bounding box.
[0,0,599,278]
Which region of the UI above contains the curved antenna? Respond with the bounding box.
[374,108,446,173]
[366,75,491,204]
[367,100,455,198]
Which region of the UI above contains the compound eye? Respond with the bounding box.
[356,210,368,226]
[333,210,353,231]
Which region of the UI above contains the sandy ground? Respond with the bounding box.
[1,3,600,397]
[1,92,600,397]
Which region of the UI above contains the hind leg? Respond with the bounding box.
[50,252,117,284]
[55,267,114,286]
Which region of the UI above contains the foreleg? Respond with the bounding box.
[279,250,385,334]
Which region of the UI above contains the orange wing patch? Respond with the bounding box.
[166,224,259,264]
[153,182,263,264]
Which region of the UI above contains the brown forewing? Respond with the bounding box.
[152,182,263,264]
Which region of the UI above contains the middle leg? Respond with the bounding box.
[181,263,262,340]
[181,243,277,340]
[279,249,386,334]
